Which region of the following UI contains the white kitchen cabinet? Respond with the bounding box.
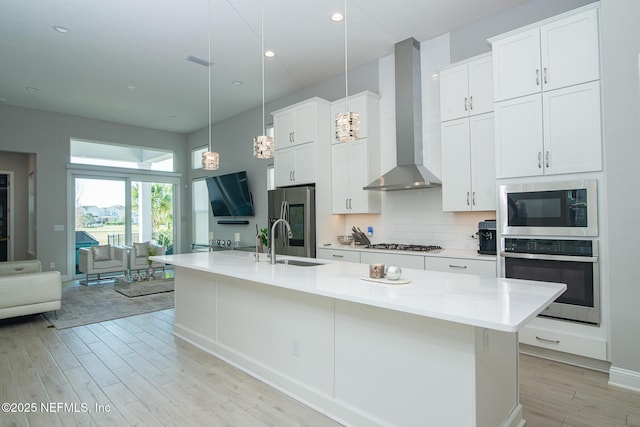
[273,99,317,148]
[441,113,495,211]
[492,6,599,102]
[439,54,493,122]
[330,91,379,141]
[425,256,496,277]
[272,97,329,187]
[360,251,424,270]
[330,91,381,214]
[495,81,601,178]
[317,248,361,263]
[274,142,316,187]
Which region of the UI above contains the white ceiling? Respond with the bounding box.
[0,0,528,134]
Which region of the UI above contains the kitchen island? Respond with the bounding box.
[152,250,565,427]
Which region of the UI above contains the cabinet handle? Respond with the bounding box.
[289,132,293,143]
[345,199,349,209]
[464,97,468,111]
[469,96,473,110]
[291,131,295,143]
[349,199,352,209]
[292,170,296,181]
[543,67,548,84]
[472,192,476,206]
[545,151,550,168]
[536,69,540,85]
[332,254,344,258]
[449,264,468,269]
[535,336,560,344]
[538,152,542,169]
[466,192,470,205]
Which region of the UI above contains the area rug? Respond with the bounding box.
[42,281,174,329]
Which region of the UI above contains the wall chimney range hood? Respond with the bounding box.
[364,37,441,191]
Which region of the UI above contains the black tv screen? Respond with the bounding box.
[205,171,254,217]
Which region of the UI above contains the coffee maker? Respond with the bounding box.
[477,220,497,255]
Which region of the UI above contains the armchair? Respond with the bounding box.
[129,241,166,272]
[78,244,127,285]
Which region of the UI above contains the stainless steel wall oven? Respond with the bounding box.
[501,238,600,325]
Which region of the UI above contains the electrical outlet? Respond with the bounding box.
[291,340,300,356]
[49,262,55,269]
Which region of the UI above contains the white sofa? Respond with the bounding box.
[78,244,127,284]
[0,260,62,320]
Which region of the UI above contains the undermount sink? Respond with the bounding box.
[276,259,323,267]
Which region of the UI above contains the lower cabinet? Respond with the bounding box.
[317,248,361,263]
[359,251,425,270]
[425,257,497,277]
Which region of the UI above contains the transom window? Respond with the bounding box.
[70,139,174,172]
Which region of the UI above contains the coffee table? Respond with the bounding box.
[115,270,174,297]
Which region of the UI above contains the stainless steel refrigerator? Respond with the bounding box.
[268,186,316,258]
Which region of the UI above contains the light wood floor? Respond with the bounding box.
[0,311,638,427]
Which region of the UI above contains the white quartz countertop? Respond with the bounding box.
[152,251,565,333]
[319,244,497,261]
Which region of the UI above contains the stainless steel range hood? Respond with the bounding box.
[364,38,441,191]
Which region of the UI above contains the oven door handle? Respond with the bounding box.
[500,251,598,263]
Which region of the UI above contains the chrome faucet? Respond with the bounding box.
[270,218,292,265]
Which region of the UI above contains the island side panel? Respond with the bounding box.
[334,299,478,426]
[216,276,335,397]
[173,266,218,343]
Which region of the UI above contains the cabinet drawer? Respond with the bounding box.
[519,324,607,360]
[425,257,496,276]
[360,252,424,270]
[317,248,360,263]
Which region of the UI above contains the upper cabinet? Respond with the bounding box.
[492,7,600,102]
[440,54,496,212]
[272,98,330,187]
[439,53,493,122]
[490,5,602,179]
[330,91,381,214]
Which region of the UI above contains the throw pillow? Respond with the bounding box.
[134,242,149,257]
[91,244,112,261]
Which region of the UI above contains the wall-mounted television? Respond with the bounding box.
[205,171,254,217]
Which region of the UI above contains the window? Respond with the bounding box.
[192,146,207,170]
[70,139,174,172]
[192,178,209,245]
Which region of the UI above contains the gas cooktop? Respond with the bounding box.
[366,243,443,252]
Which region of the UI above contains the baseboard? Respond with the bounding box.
[519,343,611,372]
[609,366,640,392]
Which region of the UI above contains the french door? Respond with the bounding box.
[69,169,179,277]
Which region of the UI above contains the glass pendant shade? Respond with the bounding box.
[202,151,219,170]
[253,135,274,159]
[335,112,360,142]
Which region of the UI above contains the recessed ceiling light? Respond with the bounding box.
[431,73,439,79]
[264,50,275,58]
[331,12,344,22]
[127,85,136,90]
[231,80,243,86]
[52,25,69,33]
[25,86,39,92]
[169,115,177,119]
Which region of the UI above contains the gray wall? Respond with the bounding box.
[0,105,187,275]
[184,60,379,249]
[449,0,596,62]
[601,0,640,374]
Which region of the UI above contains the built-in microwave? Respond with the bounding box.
[499,180,598,237]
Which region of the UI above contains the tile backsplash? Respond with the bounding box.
[344,188,495,251]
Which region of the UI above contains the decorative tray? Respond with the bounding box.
[359,276,411,285]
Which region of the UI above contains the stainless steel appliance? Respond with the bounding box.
[501,238,600,325]
[268,186,316,258]
[499,179,598,237]
[477,220,496,255]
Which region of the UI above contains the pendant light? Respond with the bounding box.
[202,0,220,170]
[253,0,274,159]
[335,0,359,142]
